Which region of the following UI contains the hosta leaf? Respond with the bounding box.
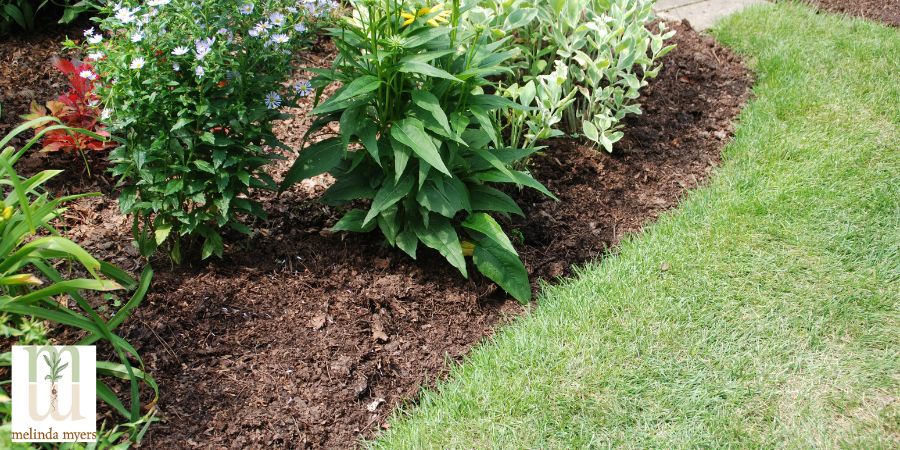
[582,120,600,143]
[391,118,451,177]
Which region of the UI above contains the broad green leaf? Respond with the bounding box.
[462,213,518,255]
[469,184,524,217]
[475,169,558,200]
[471,235,531,303]
[280,138,343,190]
[391,118,451,177]
[399,61,461,82]
[363,176,414,226]
[154,225,171,245]
[332,209,377,232]
[377,206,401,245]
[396,230,418,259]
[583,120,600,143]
[411,91,451,135]
[357,123,381,166]
[314,75,381,111]
[414,216,466,277]
[322,175,378,205]
[416,176,470,218]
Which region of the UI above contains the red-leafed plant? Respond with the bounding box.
[24,58,114,166]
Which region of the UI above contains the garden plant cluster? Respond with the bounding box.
[1,0,671,444]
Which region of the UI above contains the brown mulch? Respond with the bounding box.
[0,22,89,147]
[1,20,752,449]
[805,0,900,26]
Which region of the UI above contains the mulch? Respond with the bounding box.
[1,20,752,449]
[805,0,900,26]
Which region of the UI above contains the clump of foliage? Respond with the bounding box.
[471,0,675,151]
[1,0,96,36]
[283,0,555,302]
[0,118,157,445]
[73,0,337,261]
[24,58,114,163]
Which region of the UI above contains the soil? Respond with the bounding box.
[1,20,752,449]
[805,0,900,26]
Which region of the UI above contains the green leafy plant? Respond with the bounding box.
[1,0,48,34]
[499,60,577,150]
[0,118,157,444]
[469,0,675,151]
[283,0,555,302]
[1,0,96,36]
[72,0,336,261]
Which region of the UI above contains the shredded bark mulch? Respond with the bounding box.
[0,26,76,147]
[1,20,752,449]
[805,0,900,27]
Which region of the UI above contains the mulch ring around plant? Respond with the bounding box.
[804,0,900,27]
[6,21,751,449]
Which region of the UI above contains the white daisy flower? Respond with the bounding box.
[115,7,138,24]
[269,12,285,26]
[172,46,189,56]
[270,33,289,45]
[130,57,145,69]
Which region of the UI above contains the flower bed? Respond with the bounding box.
[2,18,750,447]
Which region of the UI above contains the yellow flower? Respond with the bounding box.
[402,3,447,27]
[400,11,416,26]
[434,9,451,24]
[1,206,12,220]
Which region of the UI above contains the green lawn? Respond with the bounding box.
[372,2,899,448]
